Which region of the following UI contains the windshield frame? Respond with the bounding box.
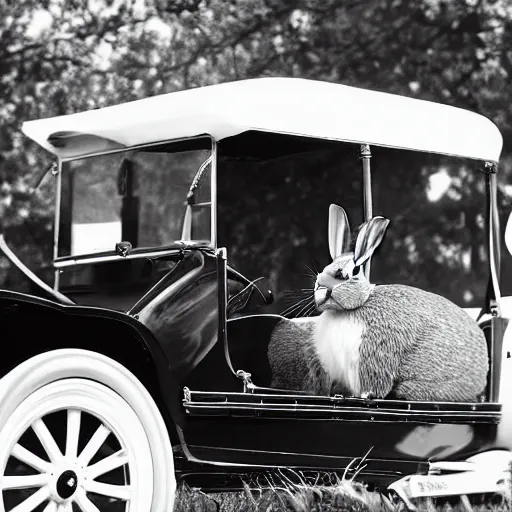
[52,134,216,275]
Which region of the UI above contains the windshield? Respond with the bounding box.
[217,138,493,314]
[57,138,212,258]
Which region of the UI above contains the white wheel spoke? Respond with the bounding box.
[0,375,162,511]
[78,425,110,467]
[32,418,63,463]
[65,409,81,459]
[84,480,131,501]
[43,502,57,512]
[85,449,128,480]
[11,444,53,473]
[1,474,49,490]
[75,488,100,512]
[9,485,50,512]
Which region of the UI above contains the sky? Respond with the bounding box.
[427,170,451,202]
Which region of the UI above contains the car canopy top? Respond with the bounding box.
[21,77,503,163]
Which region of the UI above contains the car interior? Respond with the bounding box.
[0,131,503,413]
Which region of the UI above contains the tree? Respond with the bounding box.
[0,0,203,287]
[1,0,512,307]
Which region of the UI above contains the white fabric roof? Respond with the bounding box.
[21,77,503,162]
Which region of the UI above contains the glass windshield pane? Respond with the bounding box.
[217,138,488,316]
[58,139,212,257]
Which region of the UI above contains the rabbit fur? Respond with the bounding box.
[268,204,489,402]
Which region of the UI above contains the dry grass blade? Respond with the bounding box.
[173,454,512,511]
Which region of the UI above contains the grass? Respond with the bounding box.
[172,458,512,512]
[173,480,512,511]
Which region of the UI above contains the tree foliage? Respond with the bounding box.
[1,0,512,305]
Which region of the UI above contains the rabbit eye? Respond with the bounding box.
[334,269,347,280]
[353,265,361,276]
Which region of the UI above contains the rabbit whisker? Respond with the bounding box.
[281,289,315,305]
[283,295,311,306]
[300,304,314,318]
[280,303,310,319]
[281,299,303,309]
[306,262,319,275]
[305,303,318,317]
[295,298,316,318]
[281,298,310,316]
[280,297,311,317]
[282,288,314,295]
[293,304,310,319]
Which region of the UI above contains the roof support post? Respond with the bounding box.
[360,144,373,280]
[360,144,373,221]
[483,162,501,317]
[211,138,218,249]
[216,248,231,372]
[52,160,62,291]
[482,161,506,402]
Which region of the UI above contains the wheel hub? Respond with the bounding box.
[56,469,78,499]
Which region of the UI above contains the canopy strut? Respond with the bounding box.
[360,144,373,280]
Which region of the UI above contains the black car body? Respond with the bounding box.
[2,77,511,509]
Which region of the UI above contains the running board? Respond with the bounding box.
[182,388,502,424]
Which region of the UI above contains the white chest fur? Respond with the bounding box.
[313,310,364,395]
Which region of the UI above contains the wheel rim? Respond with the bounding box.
[0,379,154,512]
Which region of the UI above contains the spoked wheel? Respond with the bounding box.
[0,379,153,512]
[0,350,176,512]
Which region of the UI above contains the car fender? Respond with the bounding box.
[0,290,185,432]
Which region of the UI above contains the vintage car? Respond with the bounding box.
[0,77,511,512]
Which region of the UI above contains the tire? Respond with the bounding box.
[0,349,176,512]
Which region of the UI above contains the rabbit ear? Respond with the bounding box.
[354,216,390,267]
[328,204,351,260]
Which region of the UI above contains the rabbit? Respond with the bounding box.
[267,316,342,394]
[268,204,489,402]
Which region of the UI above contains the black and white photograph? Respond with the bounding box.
[1,1,512,511]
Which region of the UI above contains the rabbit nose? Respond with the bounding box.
[314,286,331,305]
[317,271,339,290]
